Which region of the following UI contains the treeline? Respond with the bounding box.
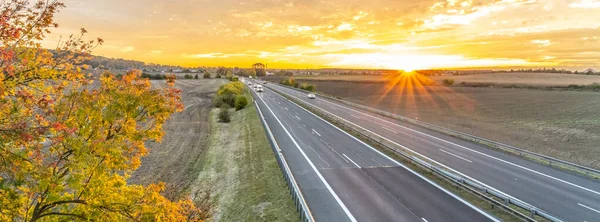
[496,68,598,75]
[417,68,598,76]
[73,54,205,72]
[140,73,205,79]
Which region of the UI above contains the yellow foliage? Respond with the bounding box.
[217,82,245,96]
[0,1,203,221]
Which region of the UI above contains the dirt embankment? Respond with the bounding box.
[129,79,226,200]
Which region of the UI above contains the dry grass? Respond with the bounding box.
[192,91,298,221]
[294,80,600,169]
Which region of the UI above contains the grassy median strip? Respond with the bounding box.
[192,90,299,221]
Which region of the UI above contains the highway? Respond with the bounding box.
[248,81,498,222]
[266,82,600,222]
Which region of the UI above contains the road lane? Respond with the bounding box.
[250,82,498,222]
[268,83,600,222]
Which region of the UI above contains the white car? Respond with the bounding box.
[307,93,316,99]
[256,85,264,92]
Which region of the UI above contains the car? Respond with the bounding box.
[307,93,316,99]
[248,82,252,86]
[256,86,263,92]
[263,81,268,84]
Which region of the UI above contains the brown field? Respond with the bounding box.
[272,78,600,169]
[278,72,600,86]
[430,72,600,86]
[129,79,227,200]
[129,79,298,220]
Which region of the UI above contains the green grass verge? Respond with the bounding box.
[197,91,299,221]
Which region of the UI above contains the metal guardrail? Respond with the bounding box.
[254,100,315,222]
[268,84,564,222]
[273,84,600,180]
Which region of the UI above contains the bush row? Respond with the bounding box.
[280,77,317,92]
[214,82,249,123]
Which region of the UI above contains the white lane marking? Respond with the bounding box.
[422,218,428,222]
[350,114,362,119]
[253,89,357,222]
[277,101,281,105]
[578,203,600,214]
[294,115,301,121]
[269,86,500,222]
[312,129,321,137]
[340,155,350,164]
[319,138,330,146]
[284,107,289,110]
[285,86,600,197]
[381,126,398,133]
[343,153,361,169]
[440,149,473,163]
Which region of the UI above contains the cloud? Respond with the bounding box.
[569,0,600,8]
[183,53,247,59]
[122,46,135,52]
[531,39,551,46]
[41,0,600,68]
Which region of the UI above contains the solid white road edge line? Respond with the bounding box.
[343,153,362,169]
[440,149,473,163]
[254,101,315,221]
[268,86,500,222]
[253,90,357,222]
[287,85,600,197]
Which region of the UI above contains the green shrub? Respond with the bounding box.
[194,74,199,79]
[280,77,298,87]
[184,74,193,79]
[215,74,222,79]
[217,82,245,96]
[203,72,211,79]
[442,78,455,86]
[234,96,248,111]
[300,83,316,92]
[213,94,236,108]
[218,108,231,123]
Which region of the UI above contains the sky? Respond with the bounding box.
[42,0,600,70]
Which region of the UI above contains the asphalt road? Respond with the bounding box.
[267,83,600,222]
[249,80,498,222]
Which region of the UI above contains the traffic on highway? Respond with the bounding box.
[244,77,600,222]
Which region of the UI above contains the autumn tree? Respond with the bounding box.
[0,1,202,221]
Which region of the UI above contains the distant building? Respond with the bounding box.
[584,68,596,74]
